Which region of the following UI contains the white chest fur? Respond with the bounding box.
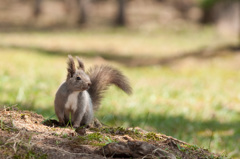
[65,91,80,112]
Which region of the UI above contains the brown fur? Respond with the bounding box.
[76,56,85,71]
[67,55,76,80]
[87,65,132,110]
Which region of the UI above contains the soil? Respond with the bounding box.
[0,107,223,159]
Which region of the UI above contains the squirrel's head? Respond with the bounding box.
[66,55,91,92]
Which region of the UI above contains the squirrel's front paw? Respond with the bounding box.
[73,125,79,129]
[59,121,66,127]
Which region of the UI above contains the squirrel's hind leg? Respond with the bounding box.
[72,110,85,128]
[81,109,94,126]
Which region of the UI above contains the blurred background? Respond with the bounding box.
[0,0,240,158]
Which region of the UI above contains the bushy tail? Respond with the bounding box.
[87,65,132,110]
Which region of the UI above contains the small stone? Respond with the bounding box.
[122,135,134,141]
[75,127,86,136]
[21,114,26,119]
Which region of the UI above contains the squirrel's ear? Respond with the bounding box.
[67,55,76,80]
[76,56,85,71]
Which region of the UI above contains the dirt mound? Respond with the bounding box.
[0,107,222,158]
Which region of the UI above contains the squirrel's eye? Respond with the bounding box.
[76,77,81,80]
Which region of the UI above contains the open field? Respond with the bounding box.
[0,27,239,158]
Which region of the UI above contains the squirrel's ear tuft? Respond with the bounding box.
[76,56,85,71]
[67,55,76,80]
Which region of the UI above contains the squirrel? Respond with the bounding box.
[54,55,132,128]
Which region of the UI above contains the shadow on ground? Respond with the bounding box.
[1,44,240,67]
[98,111,240,153]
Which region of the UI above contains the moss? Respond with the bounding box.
[86,132,103,142]
[74,132,117,147]
[13,150,47,159]
[98,127,142,141]
[144,132,162,141]
[61,133,69,138]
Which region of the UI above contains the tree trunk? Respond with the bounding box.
[77,0,89,25]
[238,1,240,47]
[115,0,126,26]
[33,0,42,18]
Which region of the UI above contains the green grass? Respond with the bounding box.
[0,27,239,158]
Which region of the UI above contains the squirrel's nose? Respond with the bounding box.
[88,82,92,87]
